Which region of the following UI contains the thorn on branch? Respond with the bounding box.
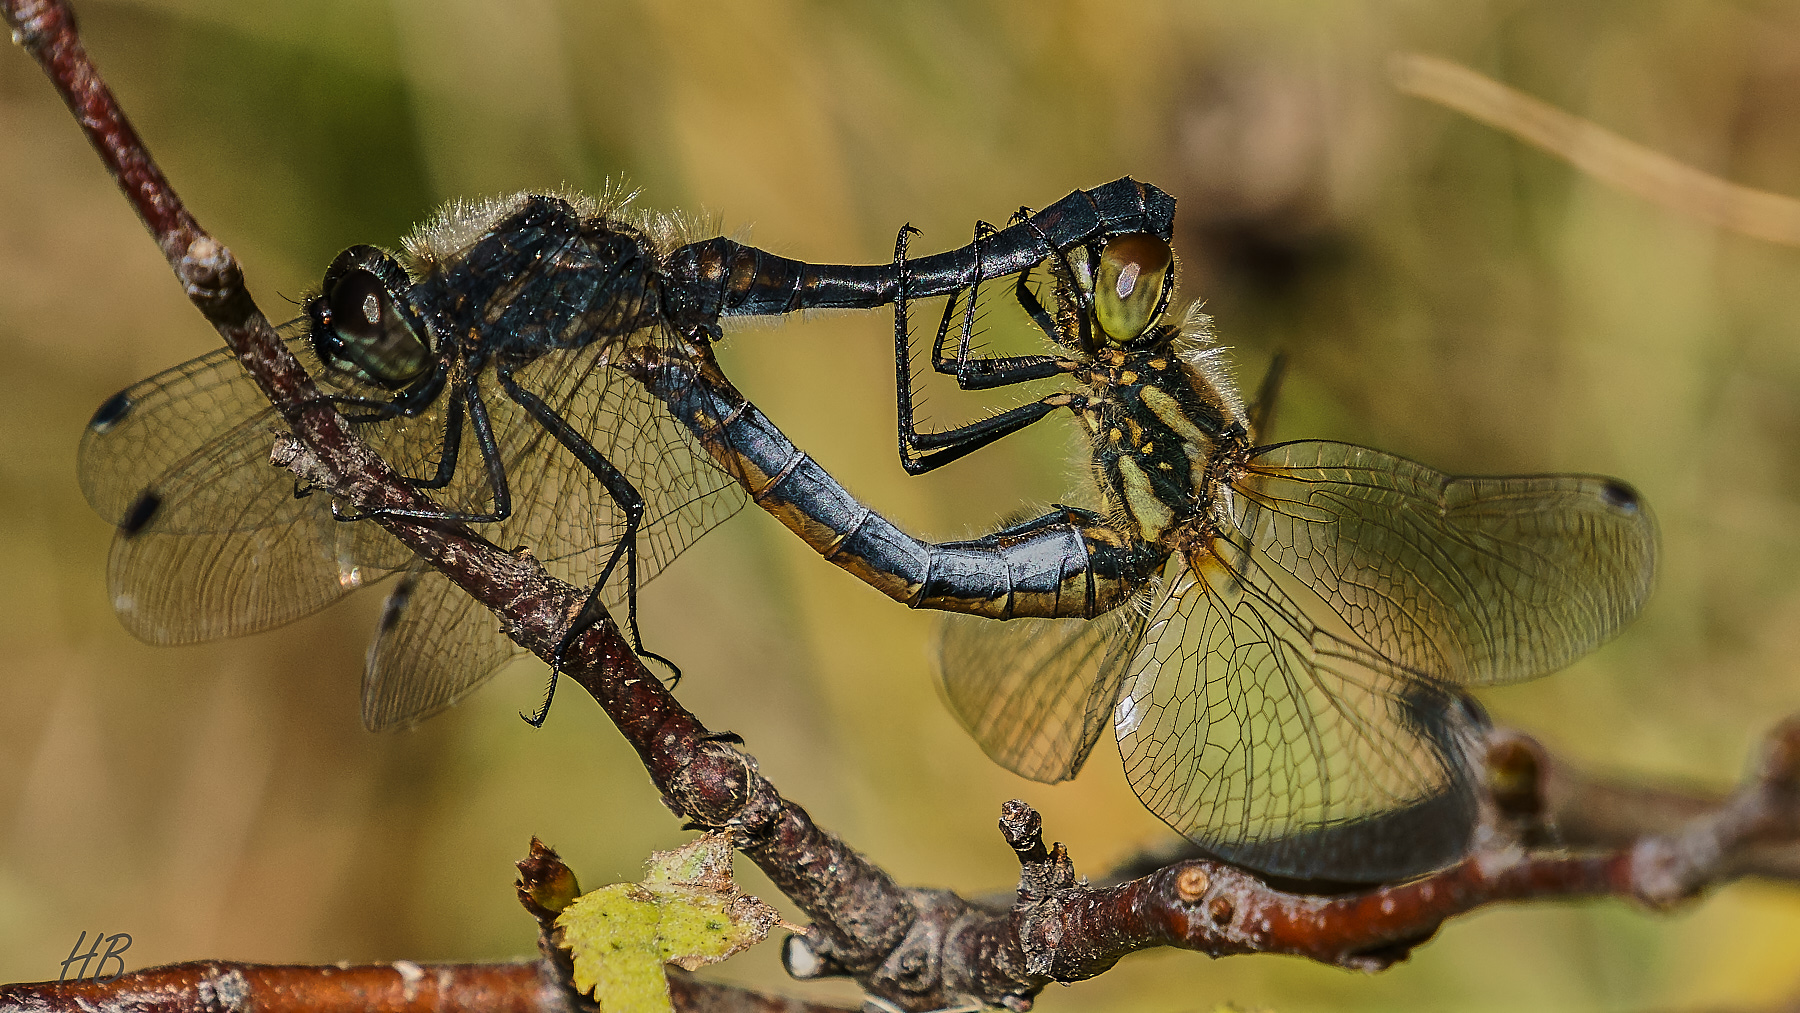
[1002,801,1077,905]
[1759,715,1800,796]
[783,933,848,981]
[999,799,1047,862]
[1630,714,1800,905]
[1477,729,1554,851]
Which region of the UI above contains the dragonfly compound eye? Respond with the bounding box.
[1094,233,1173,344]
[323,268,429,387]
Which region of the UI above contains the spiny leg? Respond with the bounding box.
[1001,205,1067,343]
[1017,213,1095,353]
[922,220,1074,391]
[320,358,451,426]
[495,363,676,727]
[294,365,460,501]
[330,392,468,494]
[327,376,514,525]
[892,224,1077,476]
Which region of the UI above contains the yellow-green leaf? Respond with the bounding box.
[555,833,793,1012]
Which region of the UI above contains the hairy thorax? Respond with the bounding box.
[1076,343,1246,549]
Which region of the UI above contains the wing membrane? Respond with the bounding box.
[79,347,275,525]
[1115,441,1656,880]
[100,408,406,644]
[81,327,742,683]
[362,558,523,731]
[489,342,748,604]
[94,419,439,645]
[937,607,1147,782]
[81,333,418,642]
[1232,441,1657,686]
[1117,546,1490,882]
[358,346,747,728]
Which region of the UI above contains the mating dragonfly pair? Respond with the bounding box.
[79,178,1656,882]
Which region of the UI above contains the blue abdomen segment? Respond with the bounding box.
[641,357,1163,620]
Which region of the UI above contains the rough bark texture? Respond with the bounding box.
[0,961,852,1013]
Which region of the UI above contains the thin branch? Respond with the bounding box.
[0,960,851,1013]
[568,555,1800,986]
[1,961,558,1013]
[1390,52,1800,246]
[1105,727,1800,888]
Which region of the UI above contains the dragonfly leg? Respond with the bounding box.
[306,359,491,512]
[1017,213,1095,353]
[322,393,468,499]
[294,367,466,493]
[922,220,1075,391]
[494,364,677,726]
[332,377,514,525]
[893,224,1077,475]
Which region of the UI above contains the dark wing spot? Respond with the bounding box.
[120,490,163,537]
[1599,480,1639,513]
[1396,683,1490,758]
[88,391,134,433]
[378,572,421,635]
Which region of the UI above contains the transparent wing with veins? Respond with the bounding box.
[936,437,1655,881]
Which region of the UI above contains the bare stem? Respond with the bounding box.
[1390,52,1800,245]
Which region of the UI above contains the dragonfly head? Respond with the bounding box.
[1091,233,1174,349]
[308,245,433,390]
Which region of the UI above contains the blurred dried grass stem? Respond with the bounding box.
[1391,51,1800,246]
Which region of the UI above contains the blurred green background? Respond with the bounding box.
[4,1,1800,1009]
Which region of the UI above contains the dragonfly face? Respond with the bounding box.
[309,245,434,392]
[1083,232,1177,349]
[1027,232,1250,550]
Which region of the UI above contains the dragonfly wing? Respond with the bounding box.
[76,329,407,534]
[79,345,280,525]
[354,341,748,727]
[1232,440,1657,686]
[1117,547,1491,882]
[362,557,523,731]
[490,340,749,602]
[99,407,400,644]
[81,332,426,643]
[938,607,1148,782]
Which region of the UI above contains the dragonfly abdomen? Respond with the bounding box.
[645,357,1162,620]
[661,178,1175,322]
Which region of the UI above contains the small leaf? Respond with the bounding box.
[556,834,795,1012]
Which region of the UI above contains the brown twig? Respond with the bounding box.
[0,960,851,1013]
[1390,52,1800,245]
[8,1,1800,1010]
[1107,726,1800,888]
